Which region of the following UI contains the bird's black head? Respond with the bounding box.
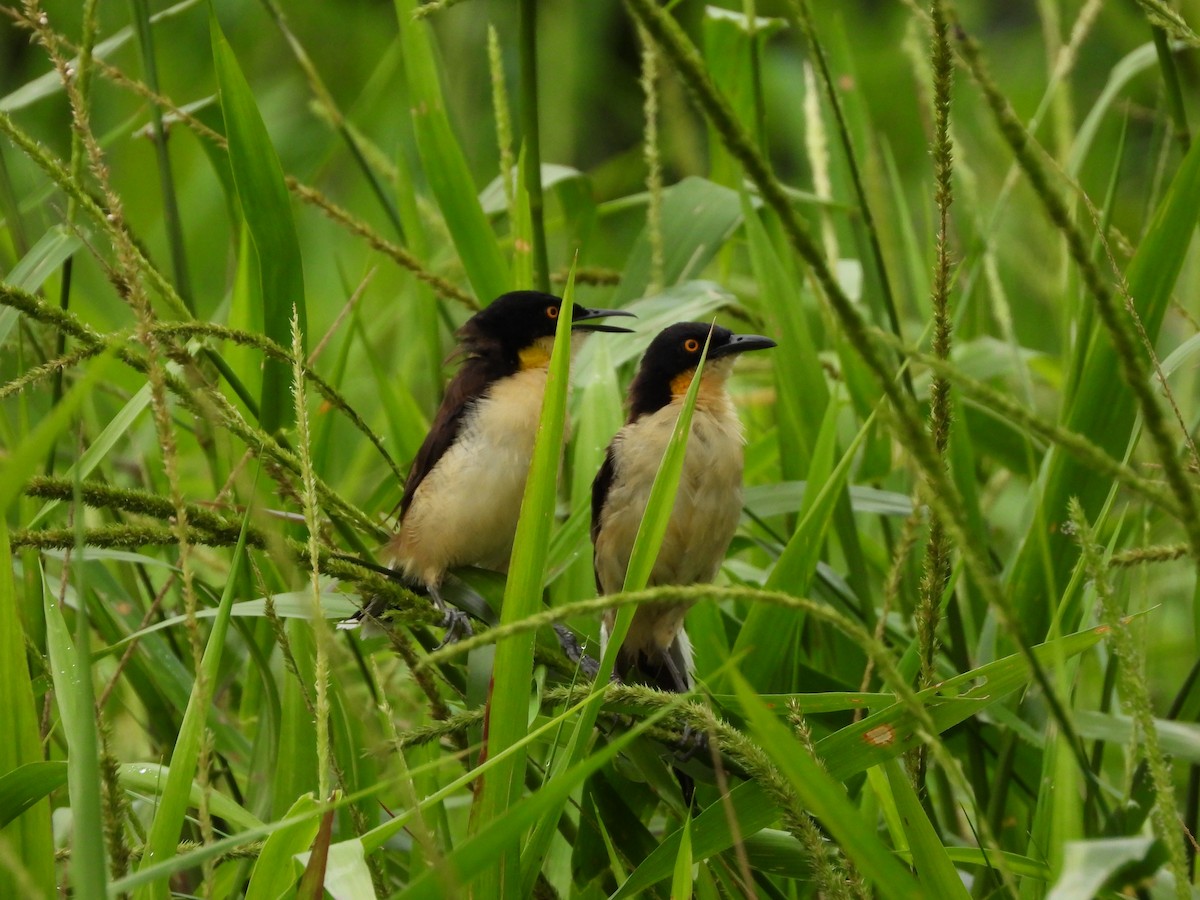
[628,322,776,419]
[460,291,634,371]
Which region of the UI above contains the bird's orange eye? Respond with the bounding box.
[546,305,559,319]
[683,338,700,352]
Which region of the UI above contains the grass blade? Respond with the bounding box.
[731,670,924,900]
[395,0,509,302]
[474,270,578,894]
[519,325,713,893]
[132,489,257,900]
[210,12,306,434]
[1007,100,1200,634]
[883,759,968,898]
[0,525,55,898]
[43,563,107,898]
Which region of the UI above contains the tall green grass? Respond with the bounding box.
[2,1,1199,897]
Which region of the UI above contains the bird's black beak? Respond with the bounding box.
[571,306,637,334]
[709,333,778,358]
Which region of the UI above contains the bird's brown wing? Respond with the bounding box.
[590,445,618,592]
[400,357,494,518]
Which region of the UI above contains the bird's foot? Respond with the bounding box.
[674,725,708,764]
[429,584,473,648]
[435,605,474,648]
[553,624,600,680]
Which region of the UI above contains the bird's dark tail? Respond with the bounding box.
[617,639,697,806]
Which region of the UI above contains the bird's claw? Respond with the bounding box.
[435,606,474,649]
[553,624,601,679]
[675,725,708,763]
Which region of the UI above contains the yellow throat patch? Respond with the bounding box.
[518,341,554,371]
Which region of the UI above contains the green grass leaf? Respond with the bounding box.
[132,492,257,900]
[43,563,107,898]
[395,0,509,302]
[0,762,66,831]
[731,670,924,900]
[519,323,713,893]
[1007,129,1200,635]
[210,12,306,435]
[730,400,875,691]
[403,688,685,899]
[883,759,969,898]
[0,525,55,898]
[816,625,1108,781]
[473,270,578,894]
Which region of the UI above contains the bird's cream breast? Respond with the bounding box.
[595,396,745,600]
[390,364,549,585]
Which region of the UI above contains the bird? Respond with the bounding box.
[591,322,776,693]
[353,290,634,640]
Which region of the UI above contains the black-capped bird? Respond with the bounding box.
[591,322,776,692]
[356,290,633,639]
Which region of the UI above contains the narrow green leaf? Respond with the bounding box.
[703,9,785,189]
[0,527,55,899]
[403,690,684,900]
[1008,128,1200,635]
[611,781,776,899]
[815,625,1108,781]
[0,762,66,830]
[395,0,509,302]
[670,811,694,900]
[6,225,82,291]
[1067,41,1163,173]
[210,12,306,434]
[44,565,107,898]
[118,763,264,833]
[133,493,257,900]
[742,482,912,520]
[0,349,121,514]
[731,670,924,900]
[520,327,712,894]
[1073,710,1200,762]
[737,828,1053,883]
[883,759,968,898]
[475,271,578,894]
[731,401,875,691]
[29,384,152,528]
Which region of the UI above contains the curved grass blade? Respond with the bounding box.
[730,401,877,691]
[0,762,66,831]
[132,485,258,900]
[1007,123,1200,634]
[29,384,152,528]
[395,0,509,302]
[474,270,578,894]
[43,563,107,898]
[883,759,969,898]
[520,326,713,894]
[0,525,55,898]
[731,670,924,900]
[210,12,306,435]
[403,689,685,899]
[118,763,264,833]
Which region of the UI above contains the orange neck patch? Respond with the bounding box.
[670,367,729,410]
